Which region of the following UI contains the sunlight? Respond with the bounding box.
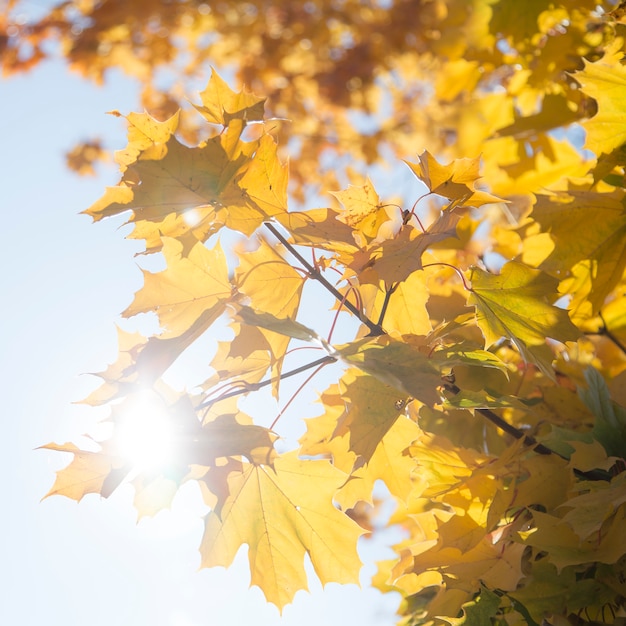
[115,390,177,471]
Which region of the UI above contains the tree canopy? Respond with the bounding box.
[8,0,626,623]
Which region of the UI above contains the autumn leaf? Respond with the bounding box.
[358,210,461,284]
[41,440,129,501]
[524,188,626,318]
[276,208,359,254]
[331,178,390,242]
[333,369,407,464]
[334,414,422,508]
[110,109,180,170]
[467,262,580,376]
[200,451,365,609]
[405,151,502,208]
[123,238,233,338]
[337,336,443,407]
[235,237,305,388]
[193,69,265,126]
[238,133,288,216]
[574,49,626,156]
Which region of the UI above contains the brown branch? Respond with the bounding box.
[444,382,565,458]
[264,221,385,336]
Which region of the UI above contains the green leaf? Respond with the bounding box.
[234,305,321,343]
[337,336,443,406]
[440,586,502,625]
[467,262,580,377]
[579,366,626,458]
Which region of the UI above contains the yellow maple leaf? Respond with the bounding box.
[406,151,502,208]
[334,370,409,464]
[237,133,288,217]
[524,188,626,318]
[276,208,359,254]
[575,51,626,156]
[235,238,305,390]
[335,413,422,509]
[123,238,233,338]
[199,451,364,609]
[204,322,273,390]
[330,177,390,242]
[359,211,461,284]
[193,69,266,126]
[41,441,129,501]
[110,109,180,170]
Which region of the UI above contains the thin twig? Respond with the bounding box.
[269,360,332,430]
[376,282,398,327]
[422,262,470,291]
[197,355,337,410]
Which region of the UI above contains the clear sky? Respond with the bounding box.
[1,54,405,625]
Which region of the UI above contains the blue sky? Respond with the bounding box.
[1,52,404,626]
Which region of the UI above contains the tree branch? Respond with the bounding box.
[443,382,565,458]
[264,221,385,336]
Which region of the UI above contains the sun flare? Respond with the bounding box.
[114,390,177,471]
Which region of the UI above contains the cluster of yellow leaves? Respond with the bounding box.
[4,0,622,198]
[26,2,626,624]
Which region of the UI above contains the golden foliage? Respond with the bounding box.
[17,1,626,623]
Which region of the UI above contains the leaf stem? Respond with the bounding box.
[269,359,332,430]
[197,355,337,410]
[376,282,398,327]
[264,221,384,336]
[422,262,470,291]
[599,311,626,356]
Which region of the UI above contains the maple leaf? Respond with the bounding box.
[406,151,502,208]
[333,369,408,464]
[86,128,252,220]
[238,133,288,217]
[276,208,359,254]
[524,188,626,318]
[330,177,390,243]
[110,109,180,171]
[356,210,461,284]
[337,336,443,407]
[574,49,626,156]
[235,238,305,389]
[41,440,129,501]
[204,322,273,390]
[199,451,365,609]
[193,69,266,127]
[334,414,422,509]
[467,262,580,376]
[123,238,233,338]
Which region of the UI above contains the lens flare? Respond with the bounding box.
[115,390,176,471]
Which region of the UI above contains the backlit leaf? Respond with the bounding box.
[406,151,502,207]
[467,262,580,376]
[193,70,265,126]
[200,451,364,609]
[124,238,232,338]
[575,52,626,156]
